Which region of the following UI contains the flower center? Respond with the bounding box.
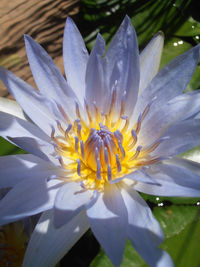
[51,88,164,191]
[85,126,118,170]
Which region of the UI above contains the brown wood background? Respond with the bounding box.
[0,0,80,98]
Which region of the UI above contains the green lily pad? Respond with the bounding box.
[156,206,200,267]
[175,17,200,37]
[160,37,192,69]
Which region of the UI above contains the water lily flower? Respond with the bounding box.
[0,15,200,267]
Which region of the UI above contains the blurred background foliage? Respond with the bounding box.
[0,0,200,266]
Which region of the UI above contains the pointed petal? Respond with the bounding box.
[23,209,89,267]
[24,34,77,118]
[63,17,89,105]
[120,184,174,267]
[169,157,200,175]
[0,179,62,225]
[139,32,164,95]
[140,90,200,145]
[135,44,200,120]
[106,15,140,116]
[87,183,127,266]
[135,160,200,197]
[0,154,60,188]
[0,67,57,134]
[0,97,26,120]
[85,34,108,112]
[54,182,92,228]
[0,112,56,163]
[152,119,200,157]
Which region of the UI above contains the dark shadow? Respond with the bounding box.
[60,229,100,267]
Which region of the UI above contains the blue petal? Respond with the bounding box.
[170,157,200,175]
[139,32,164,95]
[134,44,200,122]
[23,209,89,267]
[25,34,77,119]
[85,34,108,112]
[0,179,62,226]
[152,119,200,157]
[140,90,200,145]
[87,183,128,266]
[0,67,58,134]
[0,154,60,188]
[63,17,89,105]
[54,182,92,228]
[0,111,56,163]
[105,15,140,117]
[135,159,200,197]
[121,184,174,267]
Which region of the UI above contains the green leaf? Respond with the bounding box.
[155,206,200,267]
[160,37,192,69]
[175,17,200,37]
[0,137,24,156]
[154,205,200,238]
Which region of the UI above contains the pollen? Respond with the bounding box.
[51,85,164,191]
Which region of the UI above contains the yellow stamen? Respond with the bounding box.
[51,100,164,191]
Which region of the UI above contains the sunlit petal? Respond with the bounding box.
[23,209,89,267]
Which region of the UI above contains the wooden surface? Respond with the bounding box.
[0,0,80,98]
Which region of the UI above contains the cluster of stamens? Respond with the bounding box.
[51,86,165,191]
